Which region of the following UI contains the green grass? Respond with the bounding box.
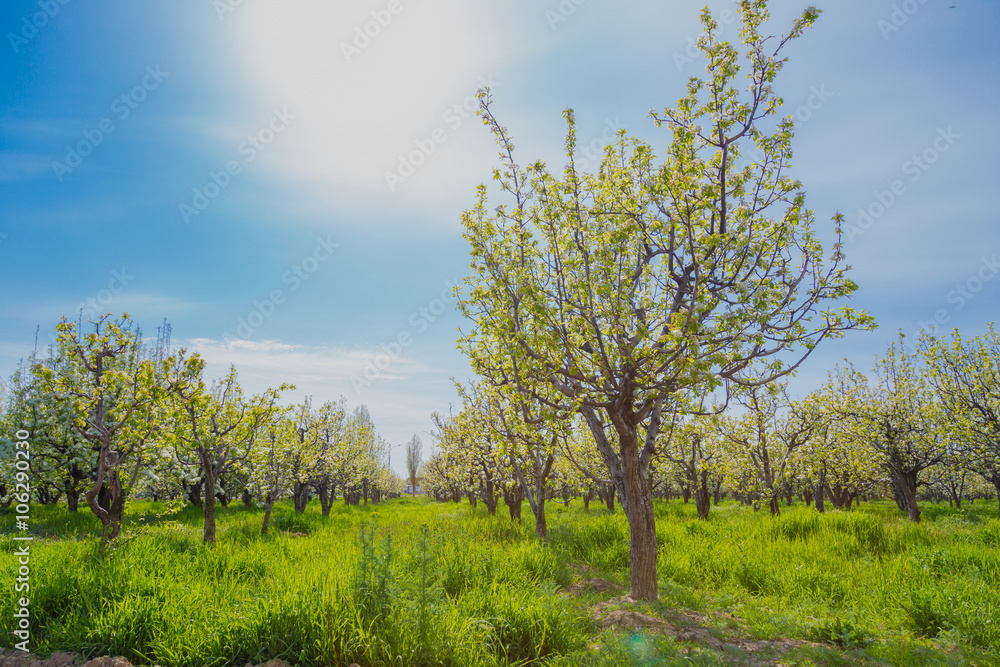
[1,496,999,666]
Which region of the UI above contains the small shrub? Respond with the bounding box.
[812,617,874,648]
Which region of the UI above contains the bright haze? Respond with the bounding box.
[1,0,998,475]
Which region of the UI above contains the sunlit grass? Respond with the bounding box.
[1,495,998,665]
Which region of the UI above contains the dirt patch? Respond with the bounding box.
[564,577,621,596]
[0,652,297,667]
[590,597,825,661]
[0,651,81,667]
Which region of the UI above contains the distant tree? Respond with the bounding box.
[659,407,725,520]
[922,324,1000,516]
[35,314,164,542]
[717,384,820,515]
[253,409,296,536]
[835,335,945,522]
[3,353,94,511]
[164,351,287,543]
[406,434,422,495]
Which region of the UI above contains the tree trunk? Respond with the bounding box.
[503,484,523,521]
[482,478,498,515]
[318,478,334,516]
[891,481,907,513]
[107,484,125,541]
[619,441,657,601]
[693,469,710,520]
[815,467,826,513]
[894,470,921,522]
[242,488,253,508]
[86,456,126,543]
[187,480,203,508]
[293,481,310,513]
[202,453,217,544]
[98,482,112,513]
[66,486,79,513]
[991,476,1000,518]
[261,499,275,535]
[534,497,547,538]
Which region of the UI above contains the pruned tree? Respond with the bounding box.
[164,350,288,542]
[922,324,1000,516]
[35,314,165,542]
[457,1,872,599]
[834,335,945,522]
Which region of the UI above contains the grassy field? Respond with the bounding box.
[1,496,999,666]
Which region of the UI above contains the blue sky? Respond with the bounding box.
[2,0,998,476]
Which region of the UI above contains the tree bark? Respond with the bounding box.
[293,481,310,513]
[66,486,80,513]
[894,470,921,522]
[694,469,710,520]
[503,484,523,521]
[619,439,658,601]
[318,478,334,516]
[201,452,217,544]
[991,476,1000,518]
[187,480,203,508]
[481,478,498,515]
[261,499,274,535]
[814,467,826,513]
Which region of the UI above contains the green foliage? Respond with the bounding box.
[812,617,874,648]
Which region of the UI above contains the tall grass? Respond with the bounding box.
[1,496,998,665]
